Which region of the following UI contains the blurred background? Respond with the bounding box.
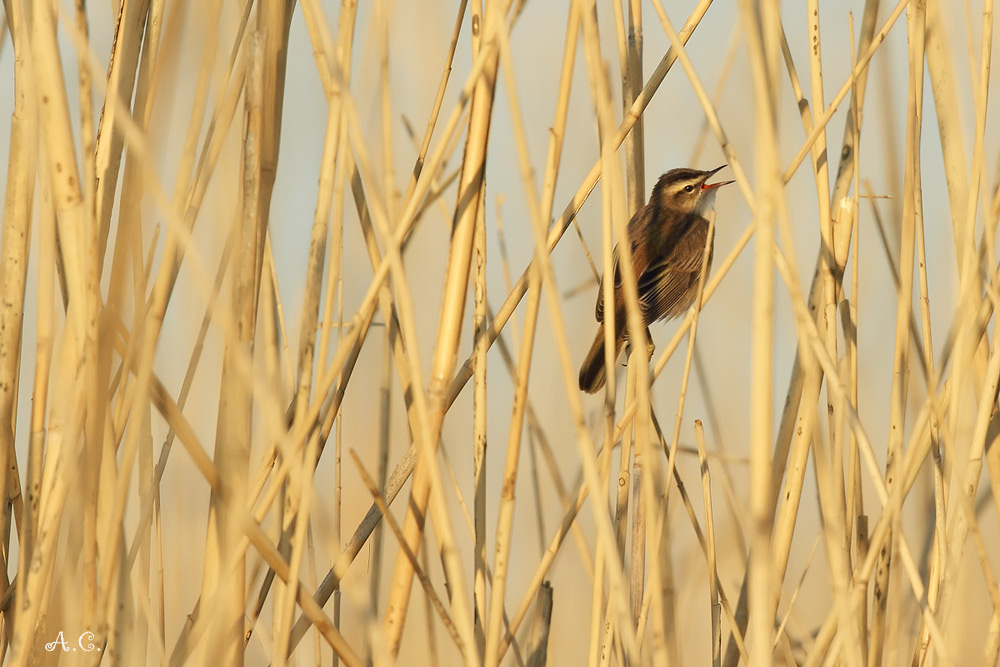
[2,0,1000,664]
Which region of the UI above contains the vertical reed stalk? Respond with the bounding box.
[380,2,506,652]
[695,421,721,667]
[739,2,779,665]
[207,33,262,665]
[871,3,925,664]
[0,0,34,605]
[469,0,490,657]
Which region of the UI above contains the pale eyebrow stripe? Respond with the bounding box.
[668,177,702,193]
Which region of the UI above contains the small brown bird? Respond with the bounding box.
[578,165,734,394]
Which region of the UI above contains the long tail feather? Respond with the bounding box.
[578,325,624,394]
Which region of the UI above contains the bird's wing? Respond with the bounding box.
[594,243,620,323]
[596,209,650,323]
[637,220,712,323]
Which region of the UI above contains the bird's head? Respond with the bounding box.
[651,165,734,216]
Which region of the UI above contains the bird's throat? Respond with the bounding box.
[694,189,719,217]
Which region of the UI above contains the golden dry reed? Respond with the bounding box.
[1,0,999,665]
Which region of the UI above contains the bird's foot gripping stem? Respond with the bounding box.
[623,327,655,365]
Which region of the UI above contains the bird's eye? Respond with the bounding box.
[684,185,694,193]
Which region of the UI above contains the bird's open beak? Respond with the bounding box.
[701,165,734,190]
